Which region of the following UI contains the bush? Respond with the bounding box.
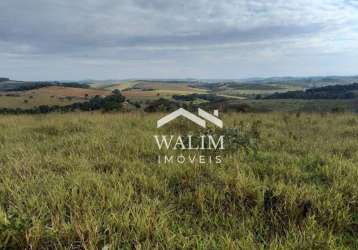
[221,126,260,154]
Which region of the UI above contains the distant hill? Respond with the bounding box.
[188,76,358,88]
[266,83,358,99]
[0,77,10,82]
[0,79,90,91]
[239,76,358,88]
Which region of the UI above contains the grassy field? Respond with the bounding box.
[105,81,207,100]
[195,83,304,99]
[0,112,357,249]
[104,81,138,91]
[241,99,358,112]
[216,86,302,97]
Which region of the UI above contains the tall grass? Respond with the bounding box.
[0,112,357,249]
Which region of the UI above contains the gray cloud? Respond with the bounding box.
[0,0,358,80]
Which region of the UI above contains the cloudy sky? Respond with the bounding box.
[1,0,358,80]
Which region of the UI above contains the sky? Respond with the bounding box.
[1,0,358,81]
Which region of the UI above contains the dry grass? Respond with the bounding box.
[31,86,111,98]
[0,112,357,249]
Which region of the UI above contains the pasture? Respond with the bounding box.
[0,112,357,249]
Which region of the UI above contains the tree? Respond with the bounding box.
[102,94,126,112]
[38,105,51,113]
[112,89,121,95]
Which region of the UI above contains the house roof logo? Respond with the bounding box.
[157,108,223,128]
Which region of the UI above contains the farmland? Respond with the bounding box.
[0,80,209,108]
[1,78,357,113]
[0,86,111,108]
[0,112,357,249]
[195,82,303,99]
[105,80,207,100]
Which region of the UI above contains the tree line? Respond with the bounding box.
[266,83,358,99]
[4,82,91,92]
